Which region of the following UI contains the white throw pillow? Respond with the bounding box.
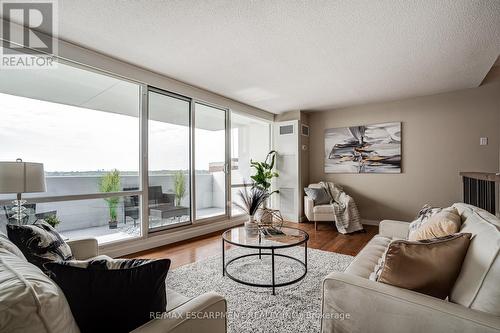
[0,248,80,333]
[0,231,26,260]
[408,205,459,240]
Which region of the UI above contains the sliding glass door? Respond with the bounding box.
[148,89,191,231]
[194,102,228,220]
[147,92,230,228]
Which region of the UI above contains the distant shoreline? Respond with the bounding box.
[45,170,208,177]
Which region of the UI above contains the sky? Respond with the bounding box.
[0,93,226,172]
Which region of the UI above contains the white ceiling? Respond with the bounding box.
[0,61,140,117]
[0,62,225,131]
[10,1,500,113]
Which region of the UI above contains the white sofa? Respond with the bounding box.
[0,235,227,333]
[304,183,335,230]
[320,203,500,333]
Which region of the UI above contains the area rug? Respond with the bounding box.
[167,246,353,333]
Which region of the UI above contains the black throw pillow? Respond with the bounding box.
[44,257,171,333]
[7,220,73,272]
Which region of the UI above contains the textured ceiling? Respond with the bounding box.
[12,1,500,113]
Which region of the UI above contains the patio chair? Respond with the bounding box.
[35,210,58,220]
[123,186,176,226]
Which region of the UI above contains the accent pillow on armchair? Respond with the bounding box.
[304,187,331,205]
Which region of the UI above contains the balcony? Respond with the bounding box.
[0,172,226,244]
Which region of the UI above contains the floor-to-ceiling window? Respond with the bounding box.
[230,112,271,216]
[0,60,272,245]
[0,62,143,244]
[148,89,191,231]
[194,103,228,220]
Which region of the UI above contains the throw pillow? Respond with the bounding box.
[7,220,73,271]
[0,231,26,260]
[304,187,331,205]
[377,233,472,299]
[408,204,442,235]
[0,247,80,333]
[369,247,389,282]
[44,257,170,333]
[408,207,461,241]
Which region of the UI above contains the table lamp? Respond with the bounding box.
[0,159,46,225]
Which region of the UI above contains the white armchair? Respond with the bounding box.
[304,183,335,230]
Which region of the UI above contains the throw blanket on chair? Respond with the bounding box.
[319,181,364,234]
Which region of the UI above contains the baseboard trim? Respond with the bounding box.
[100,216,245,258]
[298,216,379,226]
[361,219,380,226]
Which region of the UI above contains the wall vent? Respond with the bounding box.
[279,124,294,135]
[301,124,309,137]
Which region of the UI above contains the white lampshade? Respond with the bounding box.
[0,161,46,194]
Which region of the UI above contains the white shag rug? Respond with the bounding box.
[167,246,353,333]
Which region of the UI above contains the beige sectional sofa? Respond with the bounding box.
[321,203,500,333]
[0,235,227,333]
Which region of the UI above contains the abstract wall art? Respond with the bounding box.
[324,122,401,173]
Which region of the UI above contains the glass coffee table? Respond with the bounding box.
[221,226,309,295]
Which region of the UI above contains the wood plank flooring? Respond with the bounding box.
[125,222,378,269]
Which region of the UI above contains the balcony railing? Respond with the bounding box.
[0,173,226,243]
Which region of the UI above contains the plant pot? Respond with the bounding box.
[244,215,259,236]
[109,220,118,229]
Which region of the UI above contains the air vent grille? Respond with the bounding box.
[301,124,309,136]
[279,125,294,135]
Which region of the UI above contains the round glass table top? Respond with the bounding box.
[222,226,309,249]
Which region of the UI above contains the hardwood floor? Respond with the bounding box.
[125,221,378,269]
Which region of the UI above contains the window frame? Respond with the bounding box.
[0,59,148,245]
[191,100,231,224]
[146,86,193,233]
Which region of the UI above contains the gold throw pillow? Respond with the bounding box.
[378,233,471,299]
[408,207,461,241]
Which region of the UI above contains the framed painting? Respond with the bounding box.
[324,122,401,173]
